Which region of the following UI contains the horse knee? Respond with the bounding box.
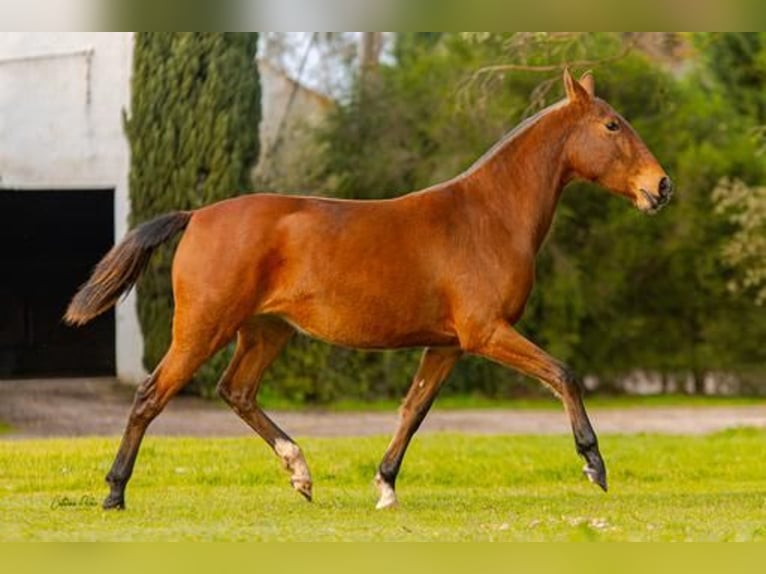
[216,382,236,405]
[558,366,584,395]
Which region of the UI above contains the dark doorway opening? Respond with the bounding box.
[0,189,115,377]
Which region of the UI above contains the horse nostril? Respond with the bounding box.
[658,176,672,198]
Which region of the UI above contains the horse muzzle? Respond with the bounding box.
[637,176,673,214]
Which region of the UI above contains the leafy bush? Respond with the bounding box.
[125,33,261,387]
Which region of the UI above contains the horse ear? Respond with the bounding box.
[563,67,589,103]
[579,71,595,97]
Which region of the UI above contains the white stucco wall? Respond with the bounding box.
[258,59,333,152]
[0,35,327,386]
[0,32,146,384]
[254,59,334,190]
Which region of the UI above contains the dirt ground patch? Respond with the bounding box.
[2,378,766,438]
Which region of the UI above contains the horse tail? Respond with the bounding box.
[64,211,193,326]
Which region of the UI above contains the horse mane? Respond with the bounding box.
[462,99,570,179]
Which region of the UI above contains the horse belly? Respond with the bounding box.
[256,197,458,349]
[262,255,457,349]
[266,284,456,349]
[283,315,458,350]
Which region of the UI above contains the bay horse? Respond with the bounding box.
[65,69,672,510]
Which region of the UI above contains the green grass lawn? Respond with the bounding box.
[1,429,765,541]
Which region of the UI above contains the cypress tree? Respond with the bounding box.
[124,33,260,387]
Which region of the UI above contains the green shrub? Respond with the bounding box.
[124,33,260,387]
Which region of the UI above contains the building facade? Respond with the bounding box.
[0,32,144,383]
[0,33,332,385]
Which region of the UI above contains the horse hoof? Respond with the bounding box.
[291,478,313,502]
[374,474,398,509]
[580,443,608,492]
[583,463,608,492]
[375,493,398,510]
[102,494,125,510]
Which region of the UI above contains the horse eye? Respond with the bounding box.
[606,120,620,132]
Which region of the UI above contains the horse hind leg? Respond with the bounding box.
[103,339,219,509]
[215,317,312,500]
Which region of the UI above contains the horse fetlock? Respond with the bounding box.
[274,438,309,474]
[275,439,313,501]
[103,473,127,509]
[374,473,398,510]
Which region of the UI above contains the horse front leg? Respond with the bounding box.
[375,347,462,509]
[472,322,607,491]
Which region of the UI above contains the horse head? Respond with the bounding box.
[562,68,673,214]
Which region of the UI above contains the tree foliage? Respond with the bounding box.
[700,32,766,123]
[125,33,260,386]
[705,34,766,310]
[713,179,766,305]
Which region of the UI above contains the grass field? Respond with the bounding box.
[1,429,765,541]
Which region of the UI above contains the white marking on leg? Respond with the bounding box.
[274,438,300,466]
[374,473,398,510]
[275,438,312,496]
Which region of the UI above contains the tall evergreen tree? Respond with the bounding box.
[124,33,260,385]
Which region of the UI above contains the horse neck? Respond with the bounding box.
[459,105,575,254]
